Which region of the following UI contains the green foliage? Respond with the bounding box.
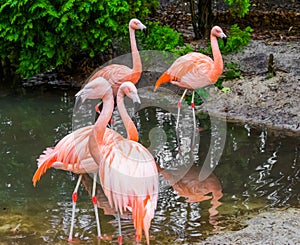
[0,0,158,78]
[198,23,254,57]
[139,21,193,55]
[215,62,242,89]
[140,22,183,51]
[224,0,250,18]
[219,24,253,55]
[223,62,242,80]
[184,88,210,106]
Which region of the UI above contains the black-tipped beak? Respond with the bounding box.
[222,36,227,46]
[134,101,141,113]
[142,28,148,36]
[132,101,141,128]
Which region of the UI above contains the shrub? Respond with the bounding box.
[139,21,193,55]
[224,0,250,18]
[219,24,253,55]
[0,0,158,78]
[200,24,253,56]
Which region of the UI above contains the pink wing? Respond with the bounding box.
[95,129,158,243]
[54,126,93,167]
[100,138,158,211]
[32,125,96,186]
[88,64,133,95]
[167,52,214,89]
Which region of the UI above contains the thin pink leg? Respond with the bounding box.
[95,102,102,114]
[117,213,122,244]
[176,89,188,129]
[191,90,196,130]
[92,173,102,238]
[68,174,83,242]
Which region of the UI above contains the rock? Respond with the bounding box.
[200,208,300,244]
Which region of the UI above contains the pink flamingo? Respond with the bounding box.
[88,18,146,96]
[83,80,158,245]
[154,26,227,129]
[32,77,141,242]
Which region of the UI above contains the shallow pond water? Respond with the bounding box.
[0,86,299,244]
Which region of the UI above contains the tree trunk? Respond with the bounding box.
[190,0,200,39]
[189,0,213,39]
[197,0,213,38]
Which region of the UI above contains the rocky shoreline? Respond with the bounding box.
[198,40,300,136]
[200,208,300,244]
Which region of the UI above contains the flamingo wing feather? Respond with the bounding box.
[94,130,158,244]
[32,126,94,186]
[167,52,214,89]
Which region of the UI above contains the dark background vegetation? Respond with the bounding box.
[0,0,299,87]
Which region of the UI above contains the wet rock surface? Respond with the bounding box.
[200,208,300,244]
[22,70,81,90]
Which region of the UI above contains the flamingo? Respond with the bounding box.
[154,26,227,129]
[88,18,146,96]
[32,77,141,242]
[80,79,158,245]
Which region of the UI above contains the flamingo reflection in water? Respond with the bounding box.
[157,164,223,229]
[81,163,223,237]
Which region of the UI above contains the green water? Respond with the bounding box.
[0,87,299,244]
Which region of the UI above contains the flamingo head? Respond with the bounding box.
[75,77,112,104]
[211,26,227,46]
[118,82,141,111]
[129,18,147,32]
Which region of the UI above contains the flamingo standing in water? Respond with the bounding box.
[154,26,227,129]
[32,77,141,242]
[80,79,158,245]
[88,18,146,96]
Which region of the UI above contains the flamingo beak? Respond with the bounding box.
[143,28,148,36]
[138,23,147,36]
[130,92,141,113]
[131,94,141,126]
[142,26,148,36]
[221,33,227,46]
[222,36,227,46]
[134,101,141,113]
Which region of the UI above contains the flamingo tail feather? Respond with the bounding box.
[132,195,153,245]
[154,73,171,92]
[32,148,56,187]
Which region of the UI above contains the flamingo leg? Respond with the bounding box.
[109,117,114,130]
[95,101,114,129]
[191,90,196,131]
[95,101,102,114]
[68,174,83,242]
[117,213,123,244]
[92,173,102,238]
[176,89,188,129]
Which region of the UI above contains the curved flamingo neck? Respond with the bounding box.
[129,27,142,74]
[117,92,139,142]
[210,34,223,83]
[91,92,114,144]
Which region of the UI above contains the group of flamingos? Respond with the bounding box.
[32,18,227,244]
